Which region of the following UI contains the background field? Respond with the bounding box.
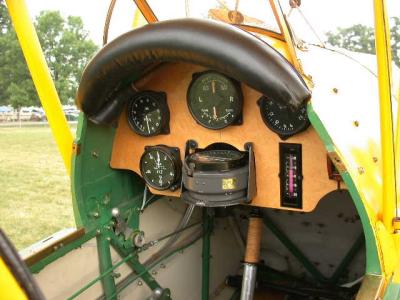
[0,126,75,249]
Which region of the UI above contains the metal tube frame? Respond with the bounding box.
[97,235,117,300]
[263,213,364,285]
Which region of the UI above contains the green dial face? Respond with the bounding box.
[140,148,177,190]
[187,71,243,129]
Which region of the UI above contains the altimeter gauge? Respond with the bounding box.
[140,145,181,191]
[127,91,170,137]
[187,71,243,130]
[258,96,310,140]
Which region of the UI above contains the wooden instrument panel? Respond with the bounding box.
[110,63,338,212]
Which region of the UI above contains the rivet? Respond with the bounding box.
[137,280,143,286]
[373,157,378,163]
[353,121,359,127]
[160,263,166,269]
[93,212,99,218]
[91,151,99,158]
[332,87,338,94]
[111,207,120,217]
[106,237,111,241]
[151,270,157,275]
[96,229,101,235]
[358,167,365,174]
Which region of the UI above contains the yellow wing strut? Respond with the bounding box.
[373,0,396,232]
[6,0,73,175]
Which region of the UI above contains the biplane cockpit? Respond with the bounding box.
[2,0,399,299]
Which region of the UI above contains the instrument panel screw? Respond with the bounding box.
[358,167,365,174]
[373,157,378,163]
[111,207,120,217]
[353,121,359,127]
[332,87,338,94]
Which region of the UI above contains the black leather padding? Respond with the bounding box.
[76,19,311,123]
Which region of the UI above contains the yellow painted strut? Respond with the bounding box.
[6,0,73,175]
[373,0,397,232]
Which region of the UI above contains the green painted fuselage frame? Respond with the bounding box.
[307,104,400,298]
[28,94,390,298]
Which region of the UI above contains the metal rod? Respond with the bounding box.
[263,213,365,285]
[240,263,257,300]
[104,234,203,300]
[263,213,327,283]
[202,208,212,300]
[330,232,364,284]
[6,0,73,175]
[373,0,397,230]
[97,235,117,300]
[67,248,135,300]
[111,242,161,291]
[241,212,263,300]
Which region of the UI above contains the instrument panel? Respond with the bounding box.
[111,63,338,211]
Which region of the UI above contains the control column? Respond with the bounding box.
[240,210,263,300]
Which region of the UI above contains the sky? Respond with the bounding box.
[25,0,399,46]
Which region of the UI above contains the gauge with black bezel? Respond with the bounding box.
[140,145,181,191]
[257,96,310,140]
[187,71,243,130]
[127,91,170,137]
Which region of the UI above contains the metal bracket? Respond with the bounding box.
[327,151,347,174]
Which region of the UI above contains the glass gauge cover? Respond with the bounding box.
[258,96,310,140]
[127,91,170,137]
[187,71,243,130]
[187,149,247,171]
[140,145,181,190]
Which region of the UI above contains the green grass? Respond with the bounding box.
[0,127,75,249]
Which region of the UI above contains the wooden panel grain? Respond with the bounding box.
[111,63,338,211]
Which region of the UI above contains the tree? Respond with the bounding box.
[0,2,98,108]
[326,17,400,67]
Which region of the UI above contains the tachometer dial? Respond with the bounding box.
[187,71,243,130]
[127,91,170,137]
[258,96,310,140]
[140,145,181,190]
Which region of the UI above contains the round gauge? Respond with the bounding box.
[140,145,181,190]
[258,96,310,140]
[187,71,243,130]
[127,91,170,137]
[187,149,247,171]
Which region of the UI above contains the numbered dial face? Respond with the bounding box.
[127,91,169,137]
[187,71,243,129]
[140,146,180,190]
[258,96,310,140]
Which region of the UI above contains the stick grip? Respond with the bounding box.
[244,217,263,264]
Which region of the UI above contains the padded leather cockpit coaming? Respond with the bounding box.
[76,18,311,124]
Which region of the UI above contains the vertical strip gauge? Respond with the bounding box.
[279,143,303,209]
